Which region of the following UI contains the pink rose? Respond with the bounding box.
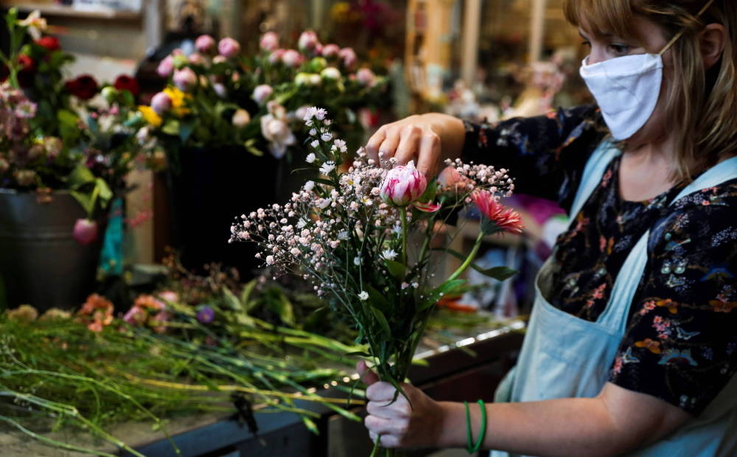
[73,219,98,245]
[218,37,241,58]
[380,161,427,207]
[188,53,206,66]
[269,49,285,65]
[281,49,302,68]
[298,30,319,52]
[260,32,279,52]
[195,34,216,54]
[321,44,340,58]
[157,291,179,303]
[173,68,197,92]
[157,55,174,78]
[356,68,376,87]
[151,92,173,115]
[252,84,273,105]
[339,47,357,70]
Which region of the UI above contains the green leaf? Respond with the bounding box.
[120,90,135,108]
[370,307,391,337]
[365,284,390,313]
[439,248,518,280]
[418,179,438,203]
[161,119,181,136]
[222,286,244,312]
[57,109,81,144]
[69,190,94,215]
[419,279,467,311]
[240,280,258,310]
[273,294,295,327]
[68,165,96,188]
[95,178,113,209]
[384,259,406,280]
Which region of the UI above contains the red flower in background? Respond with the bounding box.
[35,36,61,51]
[65,74,99,100]
[17,54,36,88]
[471,190,524,235]
[113,74,140,97]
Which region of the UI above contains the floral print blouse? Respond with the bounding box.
[464,105,737,416]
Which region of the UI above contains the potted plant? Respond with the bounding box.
[0,9,141,311]
[137,30,389,275]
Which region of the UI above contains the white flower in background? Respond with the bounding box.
[321,132,332,142]
[304,181,315,192]
[353,256,362,266]
[382,249,398,261]
[310,140,319,148]
[319,161,336,174]
[19,10,47,40]
[266,255,275,265]
[358,291,369,301]
[260,101,295,159]
[232,109,251,128]
[306,153,316,163]
[321,67,341,80]
[333,139,347,153]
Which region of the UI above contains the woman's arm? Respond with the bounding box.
[360,361,690,456]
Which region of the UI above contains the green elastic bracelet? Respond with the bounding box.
[464,400,487,454]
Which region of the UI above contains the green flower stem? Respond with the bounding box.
[447,230,485,282]
[0,415,118,457]
[400,206,408,274]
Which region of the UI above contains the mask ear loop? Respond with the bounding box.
[659,0,716,56]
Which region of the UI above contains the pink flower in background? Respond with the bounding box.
[188,53,205,66]
[195,34,216,54]
[157,290,179,303]
[14,100,37,118]
[260,32,279,52]
[298,30,319,52]
[123,305,147,326]
[173,68,197,91]
[322,44,340,58]
[73,218,98,245]
[151,310,172,333]
[157,55,174,77]
[281,49,302,68]
[218,37,240,58]
[356,68,376,87]
[269,49,285,64]
[471,190,524,235]
[339,47,357,69]
[252,84,273,105]
[380,161,427,207]
[213,55,227,65]
[150,92,172,115]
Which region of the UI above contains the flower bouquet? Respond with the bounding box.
[230,108,522,454]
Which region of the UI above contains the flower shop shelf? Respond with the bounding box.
[1,2,142,20]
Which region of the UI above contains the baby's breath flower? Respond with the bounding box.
[306,153,316,163]
[382,249,398,260]
[358,291,369,301]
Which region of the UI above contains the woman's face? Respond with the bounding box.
[580,15,674,147]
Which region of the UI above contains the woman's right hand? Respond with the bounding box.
[365,113,466,178]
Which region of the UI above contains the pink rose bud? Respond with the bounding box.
[213,55,227,65]
[157,291,179,303]
[380,161,427,207]
[157,55,174,77]
[218,37,241,58]
[260,31,279,52]
[73,218,98,245]
[188,53,206,65]
[195,34,216,54]
[151,92,173,115]
[282,49,302,68]
[173,68,197,92]
[252,84,273,105]
[339,47,357,69]
[356,68,376,87]
[298,30,319,51]
[232,109,251,128]
[269,49,285,64]
[322,44,340,58]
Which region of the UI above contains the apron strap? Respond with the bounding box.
[599,155,737,333]
[568,139,621,220]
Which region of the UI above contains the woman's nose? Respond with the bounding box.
[587,46,607,65]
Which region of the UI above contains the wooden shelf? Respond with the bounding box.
[1,2,141,20]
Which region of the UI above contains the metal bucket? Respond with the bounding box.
[0,190,105,312]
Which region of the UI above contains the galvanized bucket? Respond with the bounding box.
[0,190,105,312]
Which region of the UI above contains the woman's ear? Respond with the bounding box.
[700,23,727,69]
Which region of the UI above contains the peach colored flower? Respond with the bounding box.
[77,294,114,332]
[471,190,524,235]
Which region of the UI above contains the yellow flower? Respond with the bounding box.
[163,87,186,109]
[139,106,162,127]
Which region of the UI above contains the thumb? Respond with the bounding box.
[357,360,380,386]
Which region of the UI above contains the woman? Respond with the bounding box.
[359,0,737,455]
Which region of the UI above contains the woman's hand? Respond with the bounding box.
[365,113,466,178]
[358,360,447,449]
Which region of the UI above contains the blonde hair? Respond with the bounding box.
[564,0,737,182]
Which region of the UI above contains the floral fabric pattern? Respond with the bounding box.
[465,106,737,416]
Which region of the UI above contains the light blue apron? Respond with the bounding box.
[492,141,737,456]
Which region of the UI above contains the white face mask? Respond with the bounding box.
[579,53,664,140]
[578,0,715,141]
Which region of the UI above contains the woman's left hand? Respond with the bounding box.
[358,360,447,449]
